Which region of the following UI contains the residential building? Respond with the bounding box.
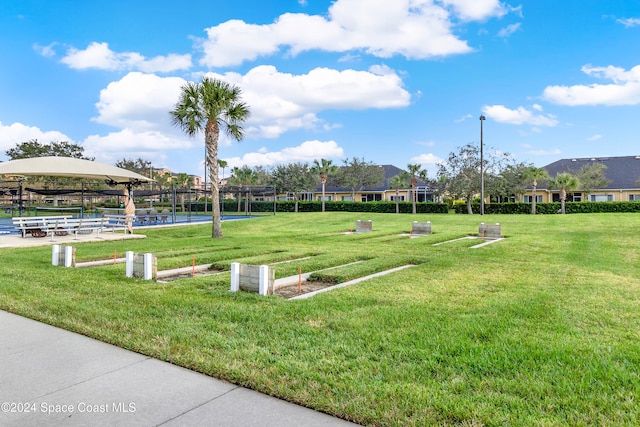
[524,156,640,202]
[279,164,436,203]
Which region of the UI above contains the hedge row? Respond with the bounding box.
[454,201,640,214]
[190,200,449,214]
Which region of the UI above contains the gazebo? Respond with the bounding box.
[0,157,153,231]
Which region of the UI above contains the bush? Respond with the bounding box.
[453,201,640,214]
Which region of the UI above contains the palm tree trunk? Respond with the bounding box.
[395,189,400,214]
[531,182,537,215]
[205,120,222,238]
[560,188,566,214]
[412,181,417,215]
[321,179,326,213]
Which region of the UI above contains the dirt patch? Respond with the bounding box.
[156,270,223,282]
[273,281,336,298]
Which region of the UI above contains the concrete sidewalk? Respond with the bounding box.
[0,310,358,426]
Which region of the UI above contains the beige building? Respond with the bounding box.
[523,156,640,202]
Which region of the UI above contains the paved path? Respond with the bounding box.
[0,310,358,426]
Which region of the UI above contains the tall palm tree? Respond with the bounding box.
[406,163,428,214]
[549,172,580,214]
[311,158,337,212]
[218,159,228,183]
[388,174,409,214]
[216,159,228,214]
[524,166,549,215]
[170,77,250,238]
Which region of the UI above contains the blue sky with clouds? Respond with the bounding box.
[1,0,640,178]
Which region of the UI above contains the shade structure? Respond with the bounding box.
[0,156,153,183]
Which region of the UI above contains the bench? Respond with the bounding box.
[12,216,72,238]
[53,217,105,239]
[12,215,132,240]
[102,214,133,234]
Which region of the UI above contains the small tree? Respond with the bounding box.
[270,163,316,212]
[228,166,257,214]
[437,144,481,214]
[406,163,428,214]
[576,162,610,197]
[173,173,194,212]
[335,157,385,201]
[388,175,409,214]
[311,159,338,212]
[549,172,580,214]
[523,166,549,215]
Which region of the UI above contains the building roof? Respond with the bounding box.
[542,155,640,190]
[321,164,428,193]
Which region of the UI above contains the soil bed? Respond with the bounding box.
[273,281,335,298]
[156,270,223,282]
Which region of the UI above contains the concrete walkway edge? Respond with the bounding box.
[0,310,358,426]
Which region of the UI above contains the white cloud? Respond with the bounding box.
[454,113,473,123]
[543,64,640,106]
[0,121,72,158]
[61,42,192,73]
[33,42,58,58]
[497,22,521,38]
[223,140,344,169]
[92,72,185,131]
[207,64,411,138]
[441,0,508,21]
[199,0,512,67]
[409,153,443,173]
[482,104,559,126]
[85,64,408,167]
[587,134,602,142]
[617,17,640,28]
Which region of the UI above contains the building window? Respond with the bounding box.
[415,186,434,202]
[524,195,543,203]
[630,194,640,201]
[389,195,405,201]
[299,192,313,201]
[590,194,614,202]
[361,194,382,202]
[342,196,353,201]
[317,195,333,201]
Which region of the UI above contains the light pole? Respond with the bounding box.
[479,115,486,215]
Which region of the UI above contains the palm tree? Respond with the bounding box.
[173,173,193,212]
[406,163,428,214]
[311,159,337,212]
[388,174,409,214]
[523,166,549,215]
[218,159,228,183]
[170,77,250,238]
[549,172,580,214]
[229,166,257,214]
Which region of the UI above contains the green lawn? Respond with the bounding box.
[1,212,639,426]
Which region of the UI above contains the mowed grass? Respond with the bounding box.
[1,212,639,426]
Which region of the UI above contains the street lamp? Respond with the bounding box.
[479,115,486,216]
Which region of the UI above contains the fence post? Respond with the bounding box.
[230,262,240,292]
[125,251,134,278]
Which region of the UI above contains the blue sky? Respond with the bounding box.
[2,0,640,179]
